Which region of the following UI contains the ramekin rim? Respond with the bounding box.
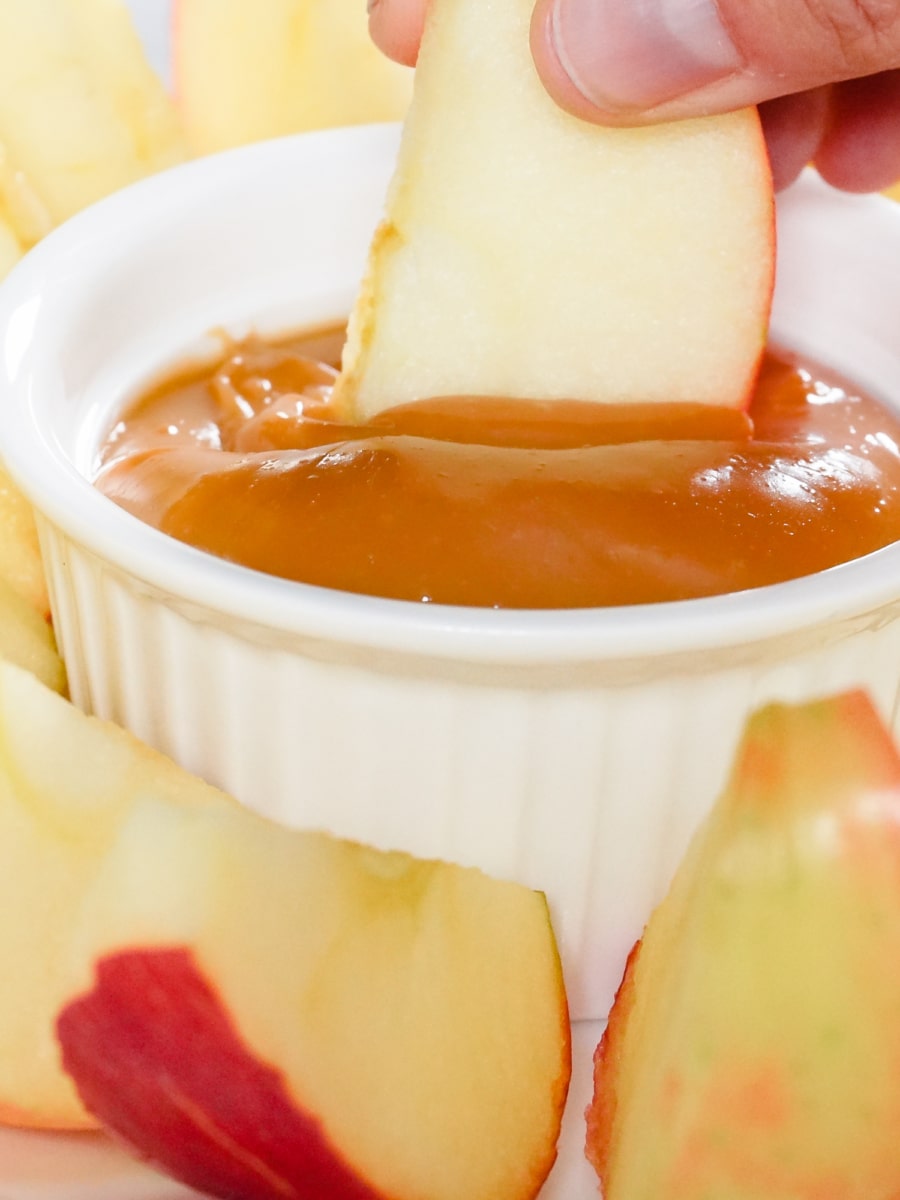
[1,132,899,665]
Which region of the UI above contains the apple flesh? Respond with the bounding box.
[174,0,413,155]
[334,0,775,421]
[0,0,184,244]
[587,691,900,1198]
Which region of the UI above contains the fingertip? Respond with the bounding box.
[814,72,900,193]
[758,88,832,192]
[532,0,657,126]
[530,0,616,124]
[369,0,426,68]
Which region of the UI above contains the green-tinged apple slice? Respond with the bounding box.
[334,0,775,422]
[587,691,900,1199]
[0,657,568,1190]
[174,0,413,154]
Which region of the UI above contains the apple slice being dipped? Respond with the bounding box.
[0,656,570,1194]
[588,691,900,1199]
[334,0,775,421]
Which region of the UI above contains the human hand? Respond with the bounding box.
[368,0,900,192]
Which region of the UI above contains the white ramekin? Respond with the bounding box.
[2,127,900,1049]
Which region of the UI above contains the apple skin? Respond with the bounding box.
[59,948,385,1200]
[584,940,640,1187]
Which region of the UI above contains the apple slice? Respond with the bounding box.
[0,659,569,1190]
[174,0,413,155]
[0,464,51,620]
[58,801,569,1200]
[0,0,185,235]
[334,0,774,422]
[0,576,64,694]
[587,691,900,1198]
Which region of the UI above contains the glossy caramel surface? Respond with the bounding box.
[96,329,900,608]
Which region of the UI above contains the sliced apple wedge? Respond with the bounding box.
[0,0,185,237]
[0,659,569,1192]
[0,464,50,620]
[335,0,774,421]
[587,692,900,1199]
[60,826,569,1200]
[174,0,413,155]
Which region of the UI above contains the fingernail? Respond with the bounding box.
[548,0,743,113]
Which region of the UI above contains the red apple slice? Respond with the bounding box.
[58,796,570,1200]
[0,657,569,1189]
[587,691,900,1198]
[174,0,413,155]
[334,0,774,421]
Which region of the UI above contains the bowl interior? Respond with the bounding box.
[3,130,900,662]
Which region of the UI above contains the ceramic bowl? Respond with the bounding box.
[2,127,900,1042]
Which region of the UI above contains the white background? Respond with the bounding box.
[125,0,173,84]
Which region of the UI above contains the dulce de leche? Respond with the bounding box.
[95,328,900,609]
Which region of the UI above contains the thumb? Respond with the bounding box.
[531,0,900,121]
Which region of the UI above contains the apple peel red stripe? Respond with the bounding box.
[57,947,386,1200]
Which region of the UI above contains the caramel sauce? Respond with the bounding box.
[95,328,900,608]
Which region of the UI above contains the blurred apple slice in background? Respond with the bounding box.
[0,579,64,695]
[174,0,413,154]
[0,465,51,620]
[0,0,184,241]
[588,691,900,1199]
[335,0,774,421]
